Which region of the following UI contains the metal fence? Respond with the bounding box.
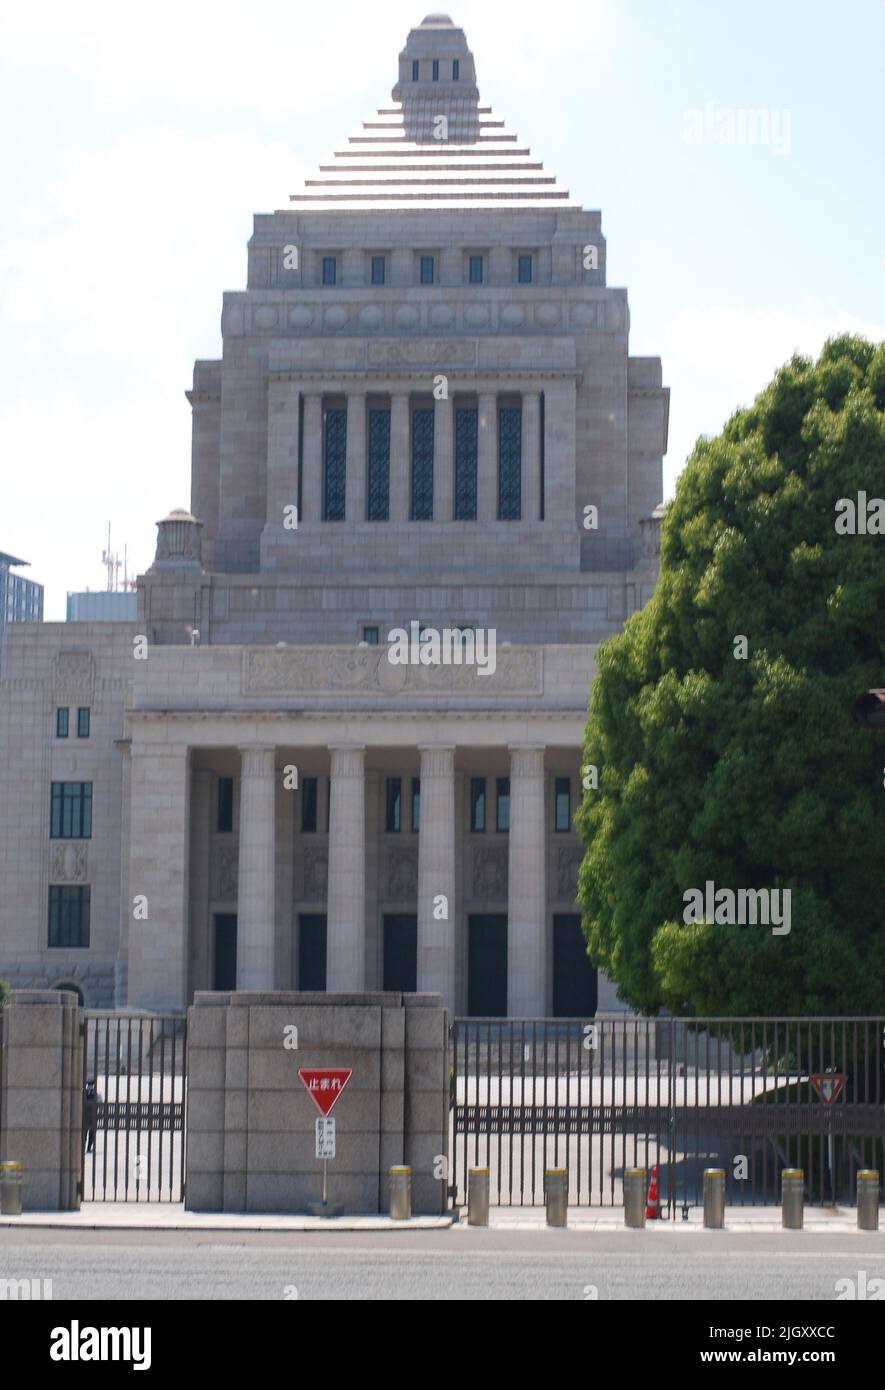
[451,1016,885,1211]
[81,1013,187,1202]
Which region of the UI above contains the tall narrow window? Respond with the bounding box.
[77,707,90,739]
[496,778,510,833]
[420,255,435,285]
[432,58,439,80]
[217,777,234,834]
[412,59,420,80]
[367,407,391,521]
[323,407,347,521]
[470,777,486,832]
[469,255,484,284]
[518,254,533,284]
[453,59,460,80]
[498,405,523,521]
[411,407,434,521]
[56,708,69,739]
[454,407,478,520]
[555,777,571,832]
[386,778,402,833]
[411,778,421,833]
[322,256,337,285]
[371,256,386,285]
[50,783,92,840]
[362,626,380,646]
[301,777,318,833]
[48,885,90,949]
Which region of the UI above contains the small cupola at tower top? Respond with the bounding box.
[392,14,479,101]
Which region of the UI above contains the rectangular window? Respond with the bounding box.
[518,254,533,284]
[454,407,478,520]
[470,777,486,832]
[386,778,402,833]
[322,256,337,285]
[301,777,318,833]
[469,255,483,285]
[367,407,391,522]
[411,778,421,833]
[56,708,69,739]
[412,59,420,80]
[371,255,386,285]
[555,776,571,832]
[363,626,380,646]
[77,707,90,739]
[50,783,92,840]
[496,778,510,833]
[432,59,439,81]
[453,59,460,80]
[48,885,90,949]
[323,406,347,521]
[498,405,523,521]
[420,255,435,285]
[411,407,435,521]
[217,777,234,834]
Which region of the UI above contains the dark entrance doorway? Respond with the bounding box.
[552,913,597,1016]
[468,914,507,1016]
[298,913,327,991]
[213,913,237,991]
[383,914,417,992]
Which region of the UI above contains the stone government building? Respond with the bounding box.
[0,15,668,1016]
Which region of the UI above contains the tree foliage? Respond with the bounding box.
[576,336,885,1015]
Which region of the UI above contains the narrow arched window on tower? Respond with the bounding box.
[453,59,460,80]
[432,59,439,81]
[412,59,419,80]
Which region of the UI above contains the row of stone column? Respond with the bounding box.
[265,386,544,527]
[235,742,547,1015]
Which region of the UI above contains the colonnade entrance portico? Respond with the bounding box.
[125,733,592,1017]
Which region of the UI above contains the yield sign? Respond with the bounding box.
[810,1073,845,1105]
[298,1068,352,1117]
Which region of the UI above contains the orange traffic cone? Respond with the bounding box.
[646,1165,661,1220]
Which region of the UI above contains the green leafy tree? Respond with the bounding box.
[577,336,885,1016]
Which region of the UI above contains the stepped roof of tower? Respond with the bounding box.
[287,14,578,211]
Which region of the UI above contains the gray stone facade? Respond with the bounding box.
[0,14,667,1018]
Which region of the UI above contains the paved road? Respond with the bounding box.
[3,1228,885,1300]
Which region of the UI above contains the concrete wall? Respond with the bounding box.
[186,991,448,1215]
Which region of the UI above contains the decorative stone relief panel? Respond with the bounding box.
[472,847,507,899]
[212,844,239,900]
[243,646,542,697]
[50,843,88,883]
[53,650,95,699]
[557,846,584,902]
[368,339,476,368]
[303,848,328,899]
[387,849,418,900]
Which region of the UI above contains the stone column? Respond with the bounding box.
[189,767,213,998]
[435,391,454,521]
[237,747,277,990]
[327,745,366,990]
[542,378,577,526]
[478,391,497,523]
[265,378,300,530]
[522,390,542,522]
[507,745,547,1017]
[303,393,323,523]
[417,746,456,1009]
[347,390,367,522]
[390,391,411,522]
[127,742,191,1012]
[115,739,131,1007]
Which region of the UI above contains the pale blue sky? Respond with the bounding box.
[1,0,882,617]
